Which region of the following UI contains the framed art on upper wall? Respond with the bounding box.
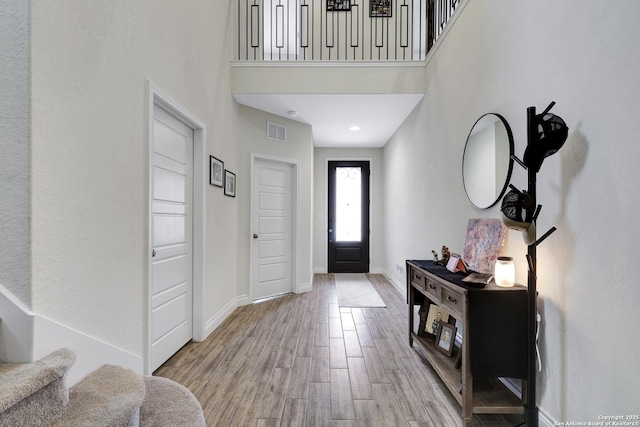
[370,0,391,17]
[224,170,236,197]
[210,156,224,187]
[327,0,351,11]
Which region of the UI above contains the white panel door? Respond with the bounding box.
[252,159,293,300]
[150,105,193,372]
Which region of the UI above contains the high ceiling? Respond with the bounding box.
[233,93,424,148]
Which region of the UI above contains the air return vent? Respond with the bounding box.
[267,121,287,142]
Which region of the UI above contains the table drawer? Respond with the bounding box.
[440,286,463,318]
[411,268,426,290]
[424,277,439,299]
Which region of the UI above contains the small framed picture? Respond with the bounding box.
[446,252,467,273]
[327,0,351,12]
[425,304,449,336]
[224,170,236,197]
[370,0,392,17]
[435,322,456,356]
[209,156,224,187]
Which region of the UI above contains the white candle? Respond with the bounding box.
[494,256,515,287]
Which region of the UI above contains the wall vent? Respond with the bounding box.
[267,121,287,142]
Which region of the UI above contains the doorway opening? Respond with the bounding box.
[328,160,370,273]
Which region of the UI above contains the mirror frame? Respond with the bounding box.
[462,113,515,209]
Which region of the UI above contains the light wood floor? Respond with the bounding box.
[155,274,520,426]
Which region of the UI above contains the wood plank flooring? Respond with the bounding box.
[155,274,520,426]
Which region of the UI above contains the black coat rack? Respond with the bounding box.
[506,102,568,427]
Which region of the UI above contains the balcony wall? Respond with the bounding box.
[231,62,428,95]
[232,0,463,95]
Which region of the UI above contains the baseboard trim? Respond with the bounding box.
[539,408,556,427]
[500,377,522,399]
[296,281,312,293]
[33,315,143,386]
[382,270,406,296]
[498,379,556,426]
[203,294,250,339]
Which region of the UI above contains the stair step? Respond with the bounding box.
[0,348,75,427]
[44,364,146,427]
[140,376,205,427]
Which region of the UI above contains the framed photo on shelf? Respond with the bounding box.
[435,322,457,356]
[209,156,224,187]
[224,170,236,197]
[327,0,351,12]
[370,0,392,17]
[425,304,449,336]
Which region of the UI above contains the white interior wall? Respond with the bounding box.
[313,147,384,274]
[234,106,314,297]
[29,1,237,368]
[0,0,30,306]
[383,0,640,422]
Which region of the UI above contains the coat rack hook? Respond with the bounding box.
[532,204,542,222]
[534,226,557,246]
[511,155,527,170]
[541,101,556,116]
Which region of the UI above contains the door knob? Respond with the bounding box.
[253,234,259,239]
[328,229,333,233]
[152,249,156,257]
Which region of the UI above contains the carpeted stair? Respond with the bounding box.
[0,349,205,427]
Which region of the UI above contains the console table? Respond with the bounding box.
[406,260,528,426]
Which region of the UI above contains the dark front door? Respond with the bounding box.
[328,160,370,273]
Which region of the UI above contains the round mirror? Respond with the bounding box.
[462,113,514,209]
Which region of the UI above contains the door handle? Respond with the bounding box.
[328,229,333,233]
[253,234,259,239]
[152,249,156,258]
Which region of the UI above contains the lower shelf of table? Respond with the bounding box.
[410,331,524,415]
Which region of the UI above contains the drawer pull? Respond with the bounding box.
[446,295,457,303]
[429,284,436,290]
[415,274,422,280]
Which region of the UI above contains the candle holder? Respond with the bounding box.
[494,256,515,287]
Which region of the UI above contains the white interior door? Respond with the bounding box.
[252,158,294,300]
[150,105,193,372]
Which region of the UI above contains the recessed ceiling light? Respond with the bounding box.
[349,125,360,131]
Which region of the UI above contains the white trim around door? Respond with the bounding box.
[147,82,206,375]
[250,153,299,301]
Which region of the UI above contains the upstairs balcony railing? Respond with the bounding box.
[236,0,460,62]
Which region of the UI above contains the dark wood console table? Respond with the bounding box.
[406,260,528,426]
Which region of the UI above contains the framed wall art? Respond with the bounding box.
[327,0,351,12]
[370,0,391,17]
[461,218,507,274]
[224,170,236,197]
[209,156,224,187]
